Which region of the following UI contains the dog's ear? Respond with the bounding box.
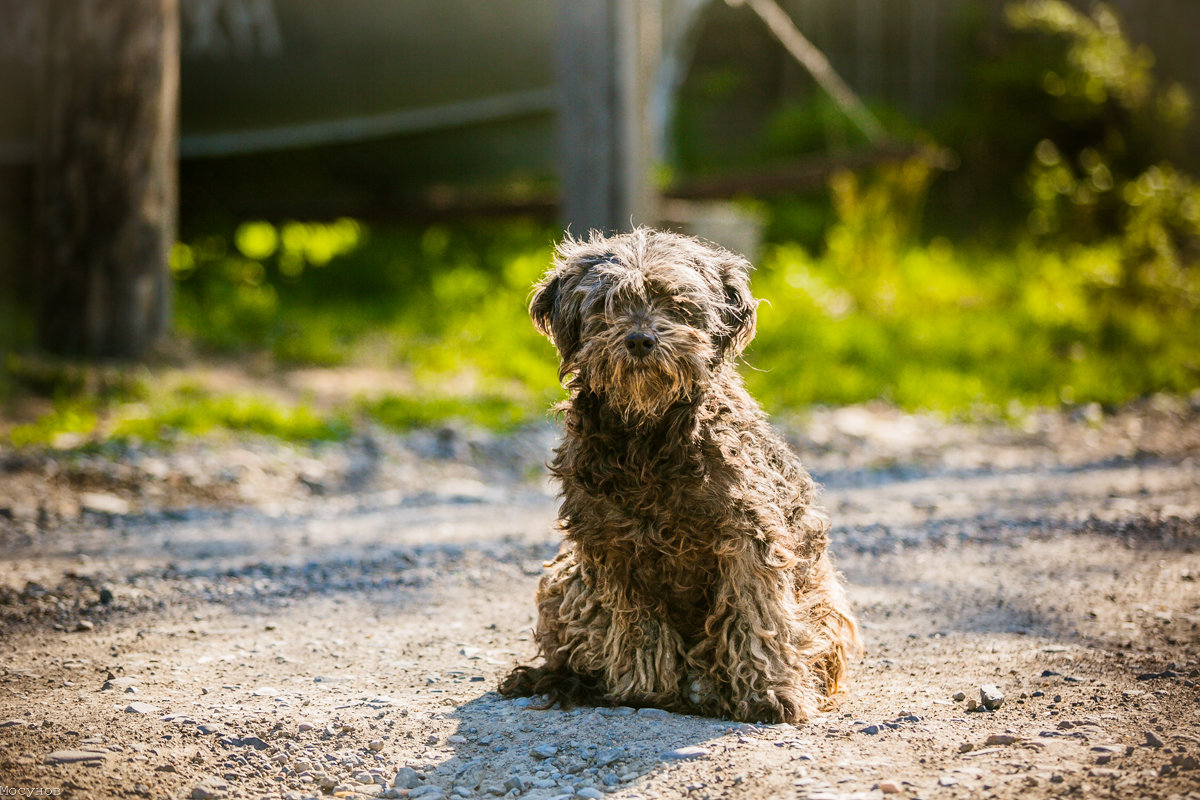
[717,254,758,358]
[530,268,583,361]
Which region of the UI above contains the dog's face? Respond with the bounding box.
[531,228,758,421]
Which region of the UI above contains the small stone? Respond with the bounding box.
[124,702,160,714]
[446,734,467,745]
[1049,774,1064,784]
[190,781,228,800]
[958,743,973,753]
[250,686,280,697]
[594,746,623,766]
[74,620,95,632]
[576,790,603,800]
[298,722,315,732]
[530,744,558,760]
[979,685,1005,711]
[877,781,902,794]
[937,776,958,787]
[952,691,966,701]
[503,776,528,793]
[859,725,880,735]
[368,739,385,752]
[966,698,979,712]
[985,734,1021,746]
[1143,730,1164,748]
[45,750,107,764]
[237,736,269,750]
[1088,768,1121,778]
[394,767,421,789]
[410,786,444,799]
[601,706,636,716]
[661,746,708,760]
[81,492,130,515]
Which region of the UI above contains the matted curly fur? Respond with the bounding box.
[499,228,859,723]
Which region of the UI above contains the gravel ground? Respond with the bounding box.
[1,397,1199,800]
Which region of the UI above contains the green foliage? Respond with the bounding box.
[746,162,1200,413]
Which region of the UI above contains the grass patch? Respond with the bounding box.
[361,393,535,433]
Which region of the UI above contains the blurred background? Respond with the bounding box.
[0,0,1198,448]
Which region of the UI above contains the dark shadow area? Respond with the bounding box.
[402,692,732,799]
[0,494,560,633]
[812,452,1192,492]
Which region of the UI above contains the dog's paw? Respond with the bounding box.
[746,687,817,724]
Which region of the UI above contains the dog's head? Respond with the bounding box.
[530,228,758,422]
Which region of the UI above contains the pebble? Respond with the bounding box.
[368,739,385,751]
[45,750,108,764]
[594,747,623,767]
[985,734,1021,746]
[1143,730,1165,748]
[81,492,130,515]
[979,685,1005,711]
[410,786,444,799]
[190,781,229,800]
[661,746,709,760]
[530,744,559,760]
[577,789,603,800]
[877,781,902,794]
[600,706,636,716]
[124,702,160,714]
[859,725,880,735]
[74,620,95,632]
[952,691,966,701]
[250,686,280,696]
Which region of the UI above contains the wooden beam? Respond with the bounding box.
[555,0,659,234]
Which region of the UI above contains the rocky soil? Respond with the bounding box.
[1,397,1199,800]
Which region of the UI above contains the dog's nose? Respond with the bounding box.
[624,330,657,358]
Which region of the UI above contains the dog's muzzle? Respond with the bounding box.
[624,330,658,359]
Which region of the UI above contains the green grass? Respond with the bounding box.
[746,238,1200,413]
[5,190,1198,449]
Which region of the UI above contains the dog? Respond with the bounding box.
[499,228,858,723]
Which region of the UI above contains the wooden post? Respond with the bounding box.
[555,0,659,234]
[32,0,179,358]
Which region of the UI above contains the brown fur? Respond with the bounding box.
[499,228,859,723]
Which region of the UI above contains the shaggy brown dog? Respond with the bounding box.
[499,228,858,723]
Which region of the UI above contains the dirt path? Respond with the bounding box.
[1,401,1198,800]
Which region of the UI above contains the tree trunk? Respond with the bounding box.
[33,0,179,358]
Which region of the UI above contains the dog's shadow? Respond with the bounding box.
[411,692,741,797]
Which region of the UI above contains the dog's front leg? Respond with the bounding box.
[501,546,688,710]
[694,555,822,723]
